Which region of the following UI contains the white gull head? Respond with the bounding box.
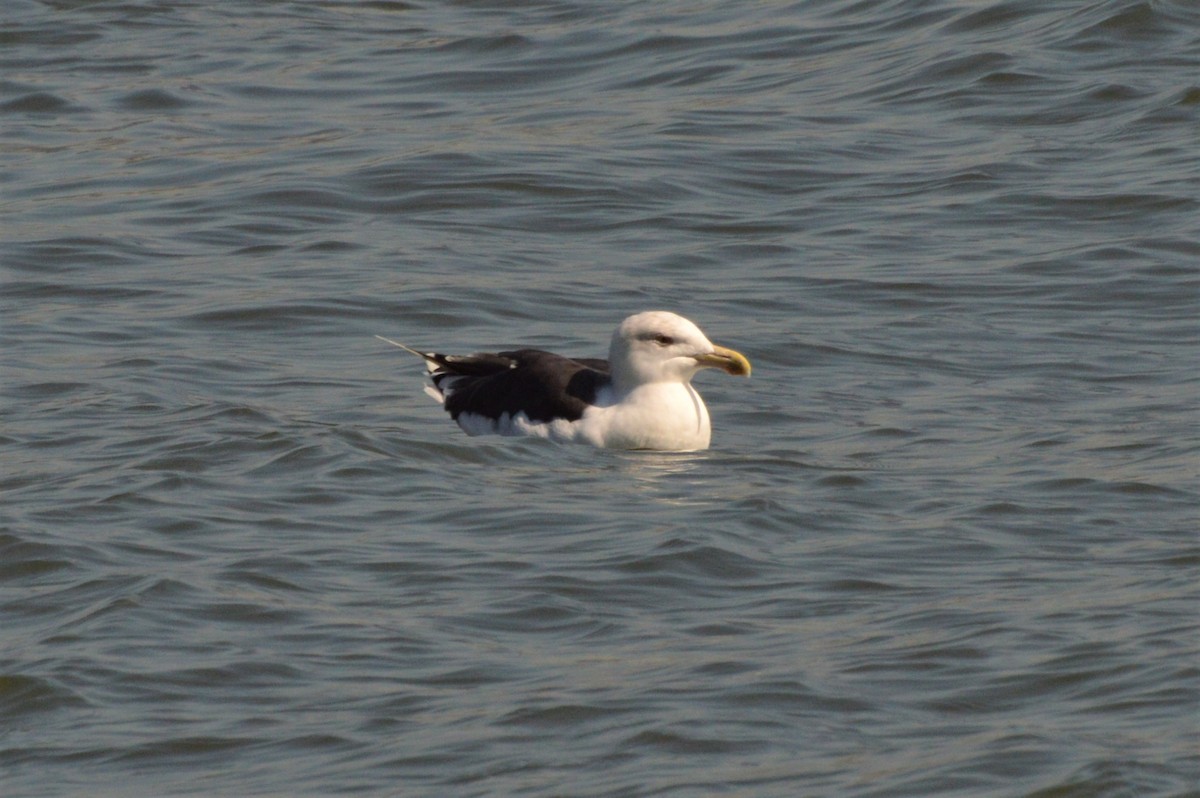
[608,311,751,394]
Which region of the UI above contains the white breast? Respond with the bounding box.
[577,383,712,451]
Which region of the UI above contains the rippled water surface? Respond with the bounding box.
[3,1,1198,796]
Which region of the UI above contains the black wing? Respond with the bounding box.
[435,349,610,423]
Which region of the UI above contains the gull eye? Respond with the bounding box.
[653,334,675,346]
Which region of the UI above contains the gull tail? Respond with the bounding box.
[375,335,446,403]
[375,335,433,362]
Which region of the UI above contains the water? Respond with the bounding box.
[2,1,1198,795]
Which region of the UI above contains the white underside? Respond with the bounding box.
[444,382,713,451]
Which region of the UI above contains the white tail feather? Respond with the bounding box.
[377,335,446,404]
[375,335,428,359]
[375,335,441,375]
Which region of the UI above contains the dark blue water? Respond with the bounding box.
[2,1,1198,796]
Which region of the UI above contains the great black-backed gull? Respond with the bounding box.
[377,311,751,451]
